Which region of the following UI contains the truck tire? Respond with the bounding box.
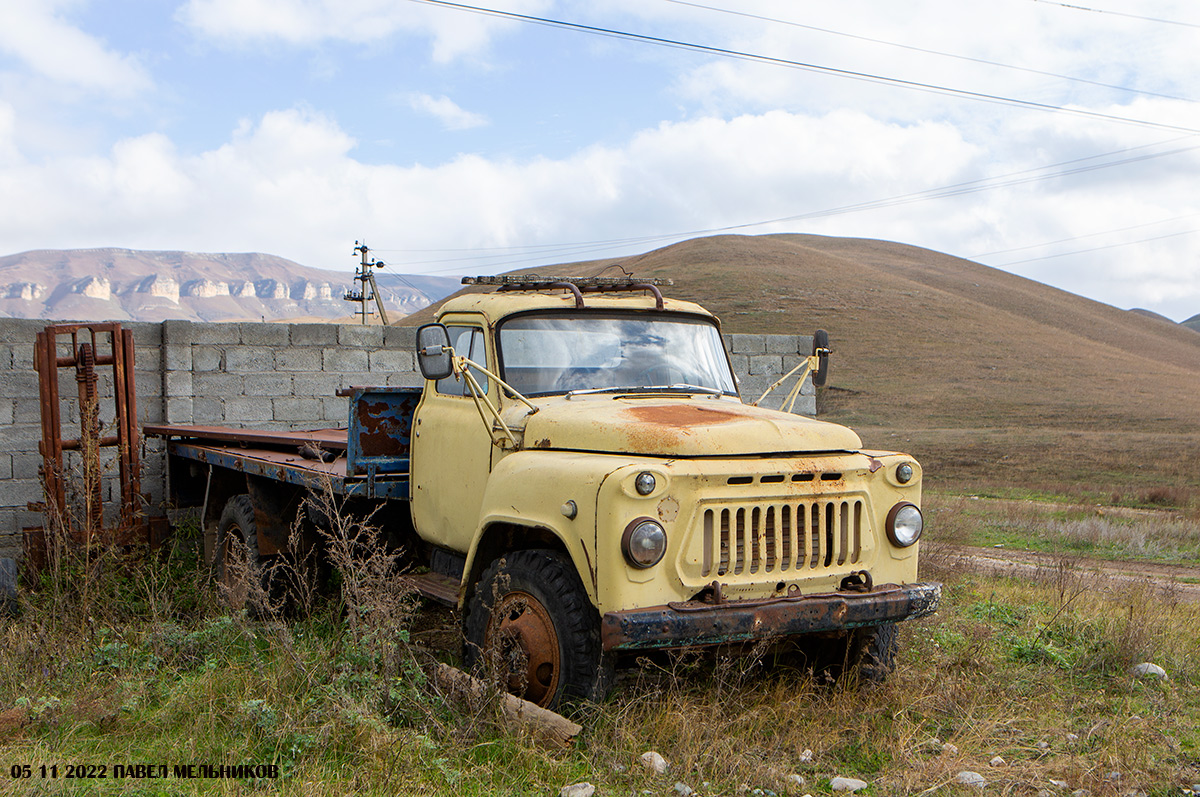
[0,557,17,617]
[851,622,898,684]
[214,494,274,613]
[464,549,607,710]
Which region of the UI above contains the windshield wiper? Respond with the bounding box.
[565,384,725,399]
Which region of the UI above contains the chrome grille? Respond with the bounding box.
[700,499,864,577]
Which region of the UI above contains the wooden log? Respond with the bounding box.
[432,662,582,749]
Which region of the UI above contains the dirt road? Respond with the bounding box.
[929,543,1200,602]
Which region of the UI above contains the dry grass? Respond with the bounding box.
[1,509,1197,795]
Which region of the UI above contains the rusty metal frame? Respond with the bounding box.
[32,322,144,550]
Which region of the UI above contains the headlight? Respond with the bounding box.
[634,472,657,496]
[886,502,924,547]
[896,462,914,484]
[622,517,667,568]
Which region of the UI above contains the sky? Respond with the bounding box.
[0,0,1198,321]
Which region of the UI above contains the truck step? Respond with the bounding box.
[404,571,460,607]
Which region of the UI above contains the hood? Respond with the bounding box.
[520,396,863,457]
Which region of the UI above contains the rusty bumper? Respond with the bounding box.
[601,581,941,652]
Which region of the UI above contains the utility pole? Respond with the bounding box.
[343,241,390,325]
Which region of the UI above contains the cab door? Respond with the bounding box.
[410,321,497,551]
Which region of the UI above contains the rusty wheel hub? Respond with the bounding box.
[486,590,560,706]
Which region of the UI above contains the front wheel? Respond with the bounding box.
[463,549,608,710]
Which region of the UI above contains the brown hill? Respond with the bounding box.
[409,234,1200,499]
[0,248,459,323]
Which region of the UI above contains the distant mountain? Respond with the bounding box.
[1184,313,1200,333]
[0,248,460,323]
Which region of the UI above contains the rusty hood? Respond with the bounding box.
[520,396,863,457]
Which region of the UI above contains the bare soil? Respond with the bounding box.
[931,542,1200,602]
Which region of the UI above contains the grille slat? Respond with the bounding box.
[701,498,864,578]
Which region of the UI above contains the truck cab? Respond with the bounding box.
[411,277,939,707]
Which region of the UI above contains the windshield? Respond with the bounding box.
[497,313,737,396]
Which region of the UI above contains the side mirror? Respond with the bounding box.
[416,323,454,380]
[811,329,830,387]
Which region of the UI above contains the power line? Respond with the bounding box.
[375,136,1200,270]
[990,227,1200,266]
[971,212,1200,257]
[1020,0,1200,29]
[405,0,1200,134]
[663,0,1196,104]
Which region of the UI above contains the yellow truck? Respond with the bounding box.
[150,276,940,709]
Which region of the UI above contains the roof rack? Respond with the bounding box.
[461,275,674,310]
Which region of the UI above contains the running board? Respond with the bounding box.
[404,572,460,606]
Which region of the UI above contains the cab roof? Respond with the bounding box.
[436,280,718,326]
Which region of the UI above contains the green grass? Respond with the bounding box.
[925,492,1200,566]
[2,509,1199,796]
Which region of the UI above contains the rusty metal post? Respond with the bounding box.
[28,323,146,571]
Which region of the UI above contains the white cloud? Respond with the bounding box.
[0,0,152,96]
[0,105,1197,319]
[179,0,552,62]
[407,93,488,130]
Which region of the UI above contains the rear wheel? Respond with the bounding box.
[214,494,275,612]
[464,549,607,710]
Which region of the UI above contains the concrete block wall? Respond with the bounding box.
[0,318,814,560]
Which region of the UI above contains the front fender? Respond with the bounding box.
[461,450,635,610]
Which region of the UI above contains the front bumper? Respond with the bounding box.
[600,581,941,651]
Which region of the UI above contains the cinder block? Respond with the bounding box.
[0,345,12,370]
[325,349,368,372]
[385,372,424,388]
[764,335,800,355]
[193,397,225,423]
[748,355,784,376]
[339,372,378,390]
[276,348,323,372]
[225,347,275,373]
[193,373,244,396]
[338,325,384,348]
[0,399,11,425]
[383,327,417,349]
[0,455,10,480]
[0,478,42,508]
[290,324,338,346]
[165,396,194,424]
[138,401,165,425]
[163,344,192,370]
[243,374,292,397]
[729,333,767,354]
[135,370,163,398]
[797,334,814,355]
[189,323,241,345]
[164,371,193,398]
[11,343,34,370]
[0,423,42,448]
[192,346,223,372]
[11,453,40,479]
[0,371,41,398]
[162,319,194,345]
[293,374,343,399]
[273,397,323,422]
[126,321,163,347]
[239,323,290,347]
[322,397,348,422]
[133,345,160,371]
[729,354,750,379]
[225,398,273,423]
[369,349,413,372]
